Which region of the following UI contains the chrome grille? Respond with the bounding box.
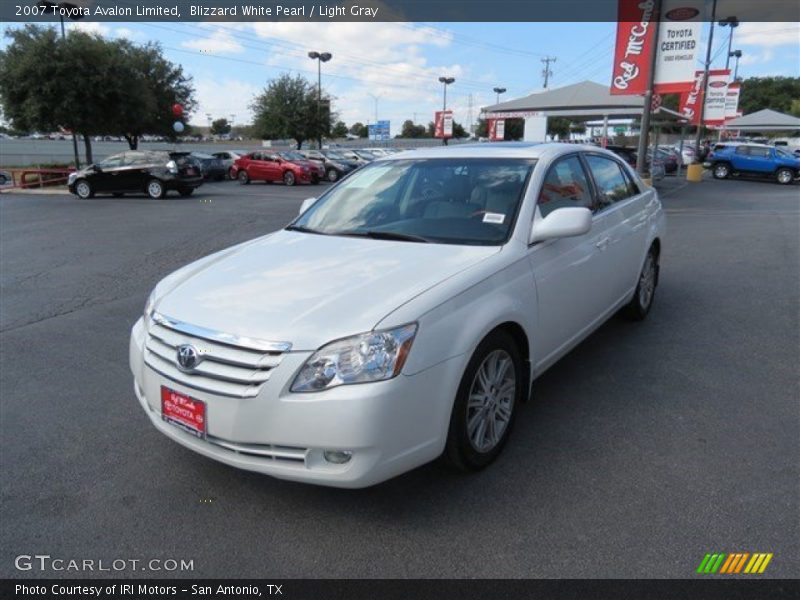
[144,312,291,398]
[207,436,307,464]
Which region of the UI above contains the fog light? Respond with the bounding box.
[323,450,352,464]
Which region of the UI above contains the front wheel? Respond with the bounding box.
[283,171,296,186]
[238,170,250,185]
[776,168,794,185]
[712,162,730,179]
[444,330,522,471]
[622,247,659,321]
[146,179,165,199]
[75,179,94,199]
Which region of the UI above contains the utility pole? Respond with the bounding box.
[635,0,662,175]
[467,94,474,136]
[541,57,556,88]
[694,0,718,157]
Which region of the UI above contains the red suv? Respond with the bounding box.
[231,152,313,186]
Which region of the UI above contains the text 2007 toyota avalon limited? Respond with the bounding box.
[130,143,665,488]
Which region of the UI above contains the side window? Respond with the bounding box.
[97,153,124,168]
[585,155,633,209]
[735,146,750,156]
[537,155,594,218]
[750,147,770,158]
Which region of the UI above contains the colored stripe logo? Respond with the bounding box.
[697,553,773,574]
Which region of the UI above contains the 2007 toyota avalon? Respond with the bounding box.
[130,143,665,488]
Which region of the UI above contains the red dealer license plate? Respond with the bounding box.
[161,387,206,438]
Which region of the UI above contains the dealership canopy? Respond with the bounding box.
[481,81,686,123]
[723,109,800,132]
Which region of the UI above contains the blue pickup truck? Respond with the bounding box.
[706,143,800,184]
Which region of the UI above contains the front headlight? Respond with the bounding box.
[67,172,78,185]
[291,323,417,392]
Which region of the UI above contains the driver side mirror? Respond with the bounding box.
[299,197,316,215]
[91,164,103,173]
[530,207,592,244]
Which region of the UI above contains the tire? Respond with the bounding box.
[146,179,165,199]
[775,168,794,185]
[75,179,94,199]
[228,168,237,180]
[622,246,659,321]
[326,168,339,183]
[444,330,523,471]
[712,162,730,179]
[238,170,250,185]
[283,171,296,186]
[178,188,194,197]
[311,175,320,185]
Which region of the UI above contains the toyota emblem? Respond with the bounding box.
[177,344,201,372]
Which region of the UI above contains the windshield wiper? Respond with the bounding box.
[285,224,327,235]
[339,230,431,243]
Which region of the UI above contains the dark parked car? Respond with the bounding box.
[651,147,679,174]
[211,150,247,178]
[300,149,359,182]
[606,145,664,180]
[190,152,227,181]
[67,151,203,199]
[231,151,314,186]
[706,143,800,184]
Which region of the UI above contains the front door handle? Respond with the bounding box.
[596,237,611,250]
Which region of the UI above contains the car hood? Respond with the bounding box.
[153,230,500,350]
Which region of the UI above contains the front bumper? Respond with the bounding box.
[129,317,463,488]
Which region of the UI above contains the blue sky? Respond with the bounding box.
[3,20,799,131]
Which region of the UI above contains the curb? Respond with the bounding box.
[0,187,70,195]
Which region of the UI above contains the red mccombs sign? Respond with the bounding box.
[610,0,658,95]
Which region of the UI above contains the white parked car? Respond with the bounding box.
[130,143,665,488]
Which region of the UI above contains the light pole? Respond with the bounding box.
[493,86,507,106]
[308,51,332,149]
[694,0,719,158]
[730,50,742,80]
[438,76,455,145]
[719,16,739,71]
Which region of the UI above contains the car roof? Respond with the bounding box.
[379,142,615,162]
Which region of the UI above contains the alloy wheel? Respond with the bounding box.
[466,349,516,453]
[76,181,91,199]
[638,253,656,309]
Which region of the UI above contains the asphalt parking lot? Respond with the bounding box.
[1,178,798,579]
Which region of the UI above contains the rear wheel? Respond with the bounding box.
[228,168,237,180]
[776,168,794,185]
[326,168,339,183]
[712,162,730,179]
[622,246,659,321]
[238,170,250,185]
[444,330,522,471]
[146,179,165,199]
[75,179,94,199]
[283,171,296,186]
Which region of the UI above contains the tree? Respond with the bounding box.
[0,25,196,163]
[547,117,572,140]
[738,76,800,115]
[349,122,368,138]
[210,118,231,136]
[250,74,334,149]
[400,119,428,138]
[791,98,800,119]
[331,121,349,138]
[452,121,468,138]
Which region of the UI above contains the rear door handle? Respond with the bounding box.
[596,237,611,250]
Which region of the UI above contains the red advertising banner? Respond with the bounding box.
[724,81,741,120]
[434,110,453,139]
[610,0,659,95]
[487,119,505,141]
[679,70,704,125]
[703,69,730,126]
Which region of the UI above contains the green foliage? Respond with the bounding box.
[738,76,800,115]
[250,74,334,149]
[210,118,231,136]
[400,119,428,138]
[0,25,196,161]
[349,122,368,138]
[331,120,349,138]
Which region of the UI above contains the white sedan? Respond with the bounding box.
[130,143,665,488]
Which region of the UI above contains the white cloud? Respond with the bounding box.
[735,22,800,48]
[739,48,775,66]
[182,30,245,54]
[190,77,262,125]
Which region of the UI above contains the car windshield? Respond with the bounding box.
[324,151,347,160]
[289,158,535,246]
[279,152,306,160]
[192,152,214,159]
